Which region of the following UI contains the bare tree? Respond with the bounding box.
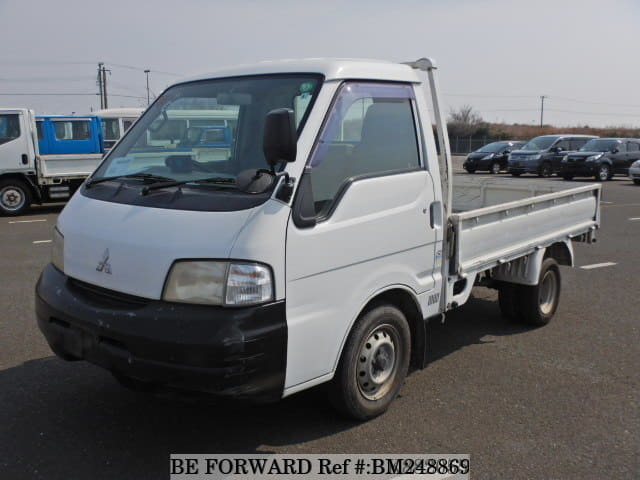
[447,105,484,137]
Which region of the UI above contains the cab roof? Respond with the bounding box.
[177,58,422,85]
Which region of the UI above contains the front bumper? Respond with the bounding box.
[35,264,287,402]
[560,162,597,176]
[508,162,540,174]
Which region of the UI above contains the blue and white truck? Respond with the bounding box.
[0,109,105,215]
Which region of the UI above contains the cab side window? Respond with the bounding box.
[627,142,639,153]
[0,114,21,146]
[308,82,421,218]
[555,139,571,151]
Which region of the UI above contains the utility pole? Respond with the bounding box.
[540,95,547,127]
[97,63,104,109]
[144,69,151,106]
[101,64,109,109]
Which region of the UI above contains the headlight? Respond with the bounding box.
[482,153,494,160]
[632,160,640,168]
[51,227,64,272]
[586,154,603,162]
[531,154,542,160]
[561,155,568,162]
[163,260,273,306]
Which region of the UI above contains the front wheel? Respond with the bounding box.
[0,178,32,216]
[595,164,611,181]
[518,258,561,326]
[490,162,501,174]
[465,167,476,174]
[329,303,411,420]
[562,174,574,181]
[511,172,521,177]
[539,163,553,177]
[634,179,640,185]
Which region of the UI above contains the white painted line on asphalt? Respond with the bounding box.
[629,217,640,221]
[580,262,617,270]
[32,240,52,244]
[600,201,614,204]
[8,219,47,224]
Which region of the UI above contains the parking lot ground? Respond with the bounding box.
[0,171,638,479]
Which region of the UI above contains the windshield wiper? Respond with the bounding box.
[140,176,237,195]
[86,172,174,188]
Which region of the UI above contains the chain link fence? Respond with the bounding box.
[449,136,528,155]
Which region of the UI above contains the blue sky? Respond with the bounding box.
[0,0,638,127]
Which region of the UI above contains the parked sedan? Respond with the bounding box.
[464,141,525,174]
[630,159,640,185]
[560,138,640,181]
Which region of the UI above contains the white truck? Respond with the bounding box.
[0,109,104,215]
[35,58,601,420]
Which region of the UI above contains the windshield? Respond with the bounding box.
[579,139,619,152]
[92,74,322,186]
[477,142,509,153]
[520,136,559,151]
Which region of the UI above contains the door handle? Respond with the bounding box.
[429,201,442,229]
[21,154,28,165]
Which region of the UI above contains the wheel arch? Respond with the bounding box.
[335,285,427,373]
[0,173,41,202]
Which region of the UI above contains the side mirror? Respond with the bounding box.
[503,149,511,154]
[263,108,297,167]
[552,146,563,153]
[611,147,619,154]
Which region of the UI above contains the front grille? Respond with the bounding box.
[67,277,149,308]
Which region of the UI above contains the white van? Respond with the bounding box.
[36,58,601,419]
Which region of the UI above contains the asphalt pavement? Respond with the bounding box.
[0,161,638,479]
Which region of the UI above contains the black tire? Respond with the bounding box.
[562,174,574,181]
[539,163,553,178]
[517,258,561,326]
[498,282,520,319]
[0,178,32,216]
[465,167,476,174]
[490,162,501,174]
[595,163,611,182]
[634,179,640,185]
[329,303,411,420]
[511,172,521,177]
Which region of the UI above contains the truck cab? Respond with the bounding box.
[35,59,601,420]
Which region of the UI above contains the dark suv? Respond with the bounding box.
[560,138,640,181]
[508,134,598,177]
[463,140,526,174]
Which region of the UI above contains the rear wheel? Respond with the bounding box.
[0,178,32,216]
[562,174,574,180]
[634,179,640,185]
[489,162,501,174]
[329,303,410,420]
[517,258,561,326]
[465,167,476,174]
[595,163,611,181]
[511,172,521,177]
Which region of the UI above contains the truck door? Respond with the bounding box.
[0,111,30,169]
[284,82,438,389]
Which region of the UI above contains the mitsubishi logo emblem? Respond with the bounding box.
[96,248,112,274]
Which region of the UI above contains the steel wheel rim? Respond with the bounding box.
[599,165,609,180]
[491,163,500,174]
[543,165,551,177]
[356,324,400,401]
[539,270,557,315]
[0,186,25,212]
